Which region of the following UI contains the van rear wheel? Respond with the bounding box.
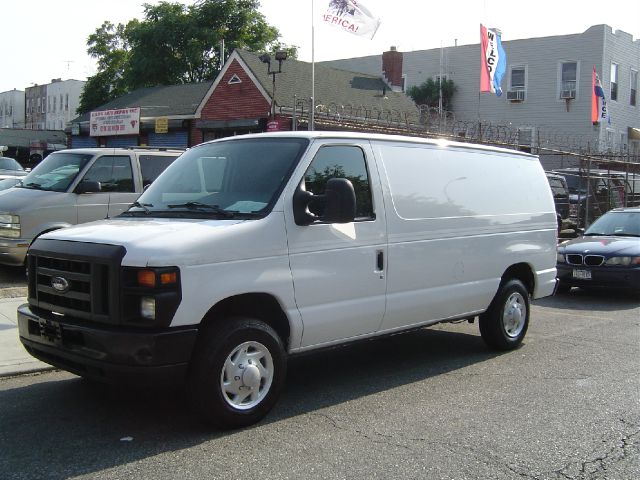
[188,317,287,429]
[479,279,530,350]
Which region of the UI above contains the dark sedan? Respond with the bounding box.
[556,208,640,294]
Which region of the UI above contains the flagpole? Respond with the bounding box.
[310,0,315,131]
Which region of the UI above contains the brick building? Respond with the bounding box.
[70,49,418,148]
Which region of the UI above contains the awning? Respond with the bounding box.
[629,127,640,141]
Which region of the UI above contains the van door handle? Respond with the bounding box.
[376,250,384,272]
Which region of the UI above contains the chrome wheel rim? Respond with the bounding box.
[502,292,527,338]
[220,341,274,410]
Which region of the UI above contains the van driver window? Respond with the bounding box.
[304,146,374,220]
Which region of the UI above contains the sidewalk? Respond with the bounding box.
[0,296,53,377]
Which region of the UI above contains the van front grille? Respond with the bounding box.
[27,239,126,325]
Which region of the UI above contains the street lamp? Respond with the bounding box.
[260,51,288,118]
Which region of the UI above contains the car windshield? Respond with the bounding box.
[17,153,93,192]
[0,157,24,172]
[123,137,309,219]
[585,211,640,237]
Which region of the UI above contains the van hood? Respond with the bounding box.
[38,215,288,266]
[0,187,63,212]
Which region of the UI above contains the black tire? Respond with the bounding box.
[479,279,530,351]
[188,317,286,429]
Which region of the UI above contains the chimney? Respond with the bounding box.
[382,46,403,90]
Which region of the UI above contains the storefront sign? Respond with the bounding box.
[266,117,285,132]
[155,117,169,134]
[90,107,141,137]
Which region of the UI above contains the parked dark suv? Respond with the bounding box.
[545,172,570,233]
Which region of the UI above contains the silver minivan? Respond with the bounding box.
[0,147,183,266]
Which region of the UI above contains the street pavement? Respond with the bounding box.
[0,295,53,377]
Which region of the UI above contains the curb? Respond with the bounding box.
[0,365,56,379]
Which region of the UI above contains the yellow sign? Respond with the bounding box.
[155,117,169,134]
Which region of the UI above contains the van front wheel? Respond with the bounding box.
[479,279,530,351]
[188,317,287,429]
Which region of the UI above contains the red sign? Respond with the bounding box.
[266,118,282,132]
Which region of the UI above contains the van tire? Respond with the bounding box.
[479,279,530,351]
[188,317,287,429]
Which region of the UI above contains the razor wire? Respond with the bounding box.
[277,98,639,167]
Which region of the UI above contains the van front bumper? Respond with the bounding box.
[17,304,198,386]
[0,238,29,266]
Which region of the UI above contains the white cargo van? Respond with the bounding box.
[18,132,557,428]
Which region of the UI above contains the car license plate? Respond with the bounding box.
[38,319,62,343]
[572,269,592,280]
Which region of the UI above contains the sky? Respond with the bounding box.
[2,0,639,93]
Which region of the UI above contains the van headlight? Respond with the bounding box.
[122,266,182,327]
[0,214,20,238]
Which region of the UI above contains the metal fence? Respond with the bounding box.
[279,98,639,227]
[283,98,638,159]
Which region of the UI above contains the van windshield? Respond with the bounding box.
[124,137,309,219]
[17,153,93,192]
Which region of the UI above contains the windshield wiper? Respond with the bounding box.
[128,200,154,214]
[167,202,235,218]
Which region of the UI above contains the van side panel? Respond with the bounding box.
[374,142,557,330]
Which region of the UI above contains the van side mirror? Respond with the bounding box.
[293,178,356,226]
[75,180,101,194]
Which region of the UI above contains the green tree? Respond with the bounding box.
[78,21,130,114]
[78,0,297,114]
[407,77,457,110]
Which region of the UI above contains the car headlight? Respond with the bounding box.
[0,214,20,238]
[605,256,640,266]
[557,253,565,263]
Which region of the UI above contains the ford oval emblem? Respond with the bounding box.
[51,276,70,293]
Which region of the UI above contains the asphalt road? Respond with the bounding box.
[0,290,638,480]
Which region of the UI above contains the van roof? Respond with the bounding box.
[53,147,184,155]
[203,131,537,158]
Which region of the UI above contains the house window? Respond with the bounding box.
[631,69,638,106]
[65,94,69,111]
[510,67,526,90]
[610,63,618,101]
[53,96,57,112]
[606,129,614,148]
[561,62,577,93]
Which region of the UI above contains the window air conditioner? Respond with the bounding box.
[560,89,576,99]
[506,90,525,101]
